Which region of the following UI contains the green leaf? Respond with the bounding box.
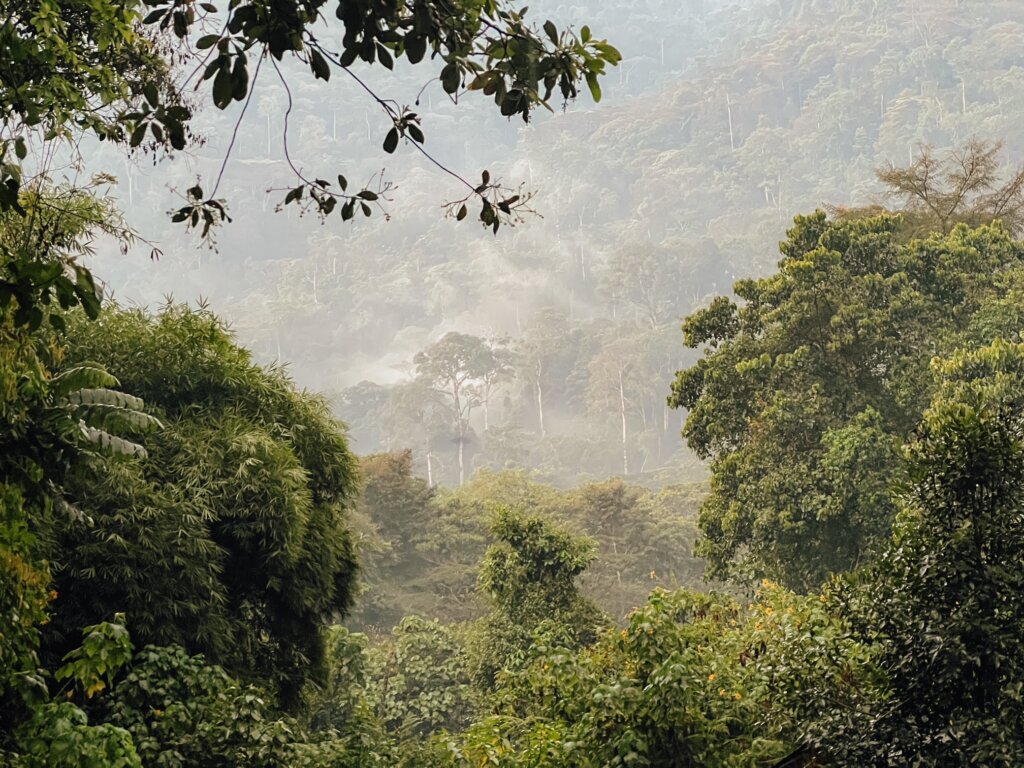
[196,34,220,50]
[51,365,120,397]
[586,71,601,102]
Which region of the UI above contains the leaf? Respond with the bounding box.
[543,20,558,44]
[357,190,379,201]
[405,34,427,64]
[586,71,601,102]
[64,388,146,412]
[231,54,249,101]
[383,127,399,154]
[130,122,148,147]
[196,34,220,50]
[81,426,148,459]
[212,63,233,109]
[581,25,592,43]
[310,48,331,81]
[441,62,460,94]
[51,365,120,397]
[407,123,424,143]
[456,204,468,221]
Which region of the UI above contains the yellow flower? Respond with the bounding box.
[734,691,742,701]
[707,673,716,682]
[48,590,58,601]
[786,606,795,615]
[719,688,728,697]
[764,606,774,616]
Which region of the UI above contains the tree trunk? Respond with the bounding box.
[458,422,465,486]
[536,362,546,438]
[619,368,629,475]
[726,93,736,151]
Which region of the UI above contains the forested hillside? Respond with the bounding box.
[83,0,1024,486]
[7,0,1024,765]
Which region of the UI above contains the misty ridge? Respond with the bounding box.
[79,0,1014,488]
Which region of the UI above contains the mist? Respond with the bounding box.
[80,0,1010,487]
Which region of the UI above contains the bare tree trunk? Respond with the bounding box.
[726,93,736,151]
[536,363,546,438]
[458,423,465,486]
[426,450,434,488]
[619,368,629,475]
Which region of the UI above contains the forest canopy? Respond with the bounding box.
[7,0,1024,766]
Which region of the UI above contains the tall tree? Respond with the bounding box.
[47,303,359,707]
[671,211,1024,589]
[807,340,1024,766]
[468,508,605,688]
[875,140,1024,237]
[415,333,506,486]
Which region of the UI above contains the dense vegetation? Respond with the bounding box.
[5,0,1024,766]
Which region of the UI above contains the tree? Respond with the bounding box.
[467,509,605,688]
[0,189,162,732]
[671,212,1024,589]
[415,332,506,486]
[348,450,437,630]
[44,303,359,708]
[814,340,1024,767]
[875,140,1024,237]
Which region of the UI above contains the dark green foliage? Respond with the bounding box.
[811,340,1024,766]
[44,304,359,707]
[672,212,1024,589]
[468,509,607,688]
[104,644,297,768]
[368,616,478,741]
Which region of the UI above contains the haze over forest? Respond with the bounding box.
[12,0,1024,765]
[76,0,1017,487]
